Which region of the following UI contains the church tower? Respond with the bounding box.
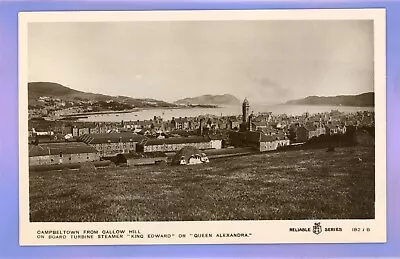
[242,98,250,123]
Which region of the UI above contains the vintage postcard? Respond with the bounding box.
[18,9,386,246]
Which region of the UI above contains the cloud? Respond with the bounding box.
[243,73,291,104]
[28,20,373,103]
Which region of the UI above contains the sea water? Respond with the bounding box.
[78,104,374,122]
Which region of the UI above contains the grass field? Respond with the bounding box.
[29,146,375,222]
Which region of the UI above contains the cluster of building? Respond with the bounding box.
[29,142,100,166]
[29,96,88,118]
[29,134,222,167]
[28,98,375,168]
[29,96,135,119]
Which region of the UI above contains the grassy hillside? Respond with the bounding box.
[29,146,374,222]
[28,82,176,108]
[286,92,374,107]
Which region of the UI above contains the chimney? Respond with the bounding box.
[249,114,253,131]
[200,119,204,136]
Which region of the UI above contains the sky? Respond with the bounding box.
[28,20,374,104]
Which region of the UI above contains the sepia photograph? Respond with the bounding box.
[18,9,386,245]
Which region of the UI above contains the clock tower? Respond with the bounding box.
[242,98,250,123]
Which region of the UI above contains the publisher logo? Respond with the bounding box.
[313,222,322,235]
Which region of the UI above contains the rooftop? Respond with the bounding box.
[78,132,146,144]
[29,142,98,157]
[141,136,211,146]
[123,152,168,159]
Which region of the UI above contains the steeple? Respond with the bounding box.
[242,97,250,123]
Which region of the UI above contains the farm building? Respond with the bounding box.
[107,152,169,166]
[78,132,147,157]
[29,142,100,166]
[209,135,223,149]
[125,152,168,166]
[172,146,209,165]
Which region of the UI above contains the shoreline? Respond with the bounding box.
[63,105,221,117]
[64,109,139,117]
[33,104,374,123]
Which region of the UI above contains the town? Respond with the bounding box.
[28,97,375,170]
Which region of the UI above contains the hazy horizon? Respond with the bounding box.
[28,19,374,105]
[27,80,374,105]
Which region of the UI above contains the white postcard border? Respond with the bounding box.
[18,9,386,246]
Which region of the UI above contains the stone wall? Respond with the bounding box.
[29,152,100,166]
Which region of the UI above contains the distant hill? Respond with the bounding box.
[285,92,374,107]
[28,82,176,108]
[175,94,240,106]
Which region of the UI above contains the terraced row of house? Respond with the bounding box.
[28,133,223,167]
[28,98,373,168]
